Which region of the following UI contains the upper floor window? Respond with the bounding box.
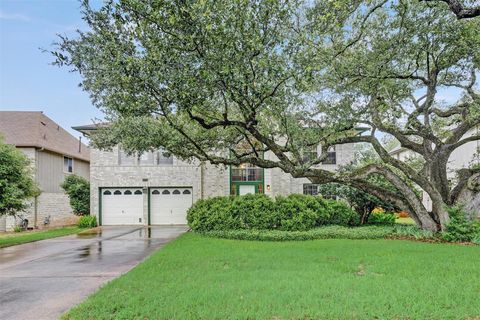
[322,146,336,165]
[138,152,155,165]
[119,149,136,166]
[231,163,263,182]
[301,146,318,163]
[63,156,74,173]
[157,150,173,165]
[119,148,173,166]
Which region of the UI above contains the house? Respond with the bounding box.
[73,124,356,226]
[0,111,90,232]
[389,127,480,214]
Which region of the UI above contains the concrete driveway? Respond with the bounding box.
[0,226,188,320]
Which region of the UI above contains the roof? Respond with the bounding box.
[0,111,90,162]
[72,123,109,136]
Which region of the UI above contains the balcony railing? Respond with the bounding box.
[231,168,263,182]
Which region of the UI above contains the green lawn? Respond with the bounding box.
[396,217,416,225]
[0,226,84,248]
[64,233,480,320]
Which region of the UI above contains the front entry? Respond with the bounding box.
[150,187,193,225]
[239,185,256,195]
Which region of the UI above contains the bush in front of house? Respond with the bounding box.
[187,194,358,232]
[61,174,90,215]
[366,212,396,225]
[78,215,97,228]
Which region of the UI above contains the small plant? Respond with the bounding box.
[441,206,480,243]
[78,215,97,228]
[13,225,23,233]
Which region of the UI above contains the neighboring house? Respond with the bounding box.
[389,127,480,214]
[0,111,90,232]
[73,124,356,226]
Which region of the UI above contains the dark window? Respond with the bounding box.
[162,190,170,195]
[302,146,317,163]
[173,190,181,195]
[113,190,122,195]
[157,149,173,165]
[103,190,112,195]
[303,184,319,196]
[322,146,336,165]
[134,190,143,195]
[152,190,160,195]
[183,189,191,194]
[63,156,73,173]
[124,190,132,195]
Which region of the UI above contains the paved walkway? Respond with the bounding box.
[0,226,188,320]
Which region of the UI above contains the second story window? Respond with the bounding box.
[138,152,155,165]
[322,146,336,165]
[63,156,74,173]
[231,163,263,182]
[157,150,173,165]
[119,149,136,166]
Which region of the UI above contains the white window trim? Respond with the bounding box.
[63,156,74,174]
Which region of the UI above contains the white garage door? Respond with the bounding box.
[150,187,193,225]
[101,188,144,225]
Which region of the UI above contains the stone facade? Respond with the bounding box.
[90,143,355,225]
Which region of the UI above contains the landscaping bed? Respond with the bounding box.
[63,232,480,319]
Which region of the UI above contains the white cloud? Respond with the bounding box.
[0,10,30,22]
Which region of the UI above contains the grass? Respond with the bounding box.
[64,233,480,320]
[0,226,84,248]
[396,217,416,225]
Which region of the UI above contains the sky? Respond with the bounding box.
[0,0,466,140]
[0,0,103,137]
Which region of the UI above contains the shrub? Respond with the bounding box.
[441,206,480,243]
[199,225,436,242]
[187,194,358,232]
[367,212,396,225]
[78,215,97,228]
[61,175,90,215]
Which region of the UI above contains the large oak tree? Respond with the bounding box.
[54,0,479,231]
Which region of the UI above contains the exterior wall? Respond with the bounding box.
[0,147,88,232]
[90,147,229,224]
[90,142,355,225]
[36,149,89,193]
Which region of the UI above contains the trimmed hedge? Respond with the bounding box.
[187,194,359,232]
[366,212,396,225]
[199,225,435,241]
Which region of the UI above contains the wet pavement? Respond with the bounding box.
[0,226,188,320]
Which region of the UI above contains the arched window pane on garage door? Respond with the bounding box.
[162,190,170,195]
[113,190,122,195]
[134,190,143,195]
[103,190,112,195]
[152,190,160,195]
[172,189,181,195]
[124,190,132,195]
[183,190,191,194]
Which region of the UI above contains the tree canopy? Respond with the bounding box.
[53,0,480,231]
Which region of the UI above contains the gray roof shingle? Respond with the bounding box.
[0,111,90,162]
